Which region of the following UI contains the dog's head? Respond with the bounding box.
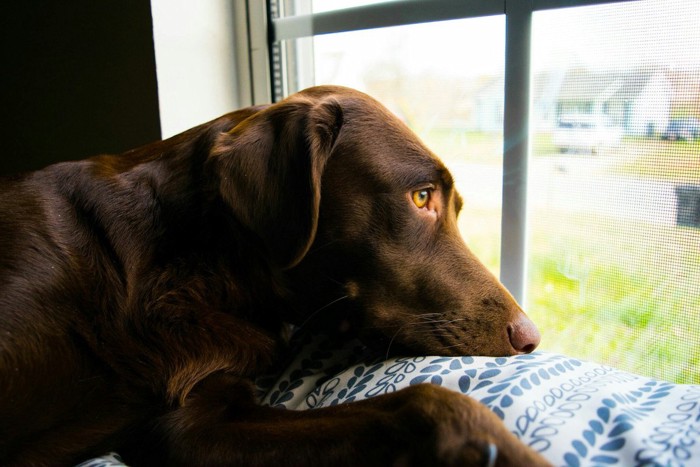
[210,85,540,357]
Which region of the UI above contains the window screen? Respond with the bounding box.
[528,0,700,383]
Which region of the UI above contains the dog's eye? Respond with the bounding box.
[412,189,431,209]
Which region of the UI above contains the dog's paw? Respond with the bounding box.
[388,384,551,467]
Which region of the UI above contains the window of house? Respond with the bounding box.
[267,0,700,384]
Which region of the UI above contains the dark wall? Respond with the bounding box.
[0,1,161,176]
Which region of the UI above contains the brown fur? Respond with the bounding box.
[0,86,546,466]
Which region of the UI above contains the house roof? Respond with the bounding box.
[556,67,659,102]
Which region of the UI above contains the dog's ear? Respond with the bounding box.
[209,95,343,269]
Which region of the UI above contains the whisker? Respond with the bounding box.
[383,316,448,358]
[297,295,349,331]
[440,342,469,351]
[305,239,342,256]
[381,314,472,357]
[320,273,345,287]
[387,310,443,319]
[371,315,467,330]
[385,321,415,360]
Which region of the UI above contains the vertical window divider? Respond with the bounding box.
[501,0,533,303]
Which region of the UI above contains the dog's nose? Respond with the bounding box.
[507,315,541,354]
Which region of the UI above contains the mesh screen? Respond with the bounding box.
[527,0,700,383]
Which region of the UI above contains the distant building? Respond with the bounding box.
[361,65,696,139]
[550,68,672,136]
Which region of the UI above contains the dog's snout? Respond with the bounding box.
[507,315,541,354]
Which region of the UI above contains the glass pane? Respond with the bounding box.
[528,0,700,383]
[280,16,506,275]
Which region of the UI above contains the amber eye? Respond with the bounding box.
[412,189,430,208]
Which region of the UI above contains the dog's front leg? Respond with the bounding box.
[122,372,550,467]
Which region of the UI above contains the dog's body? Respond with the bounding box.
[0,86,545,466]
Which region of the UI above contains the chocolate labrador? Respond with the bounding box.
[0,86,547,466]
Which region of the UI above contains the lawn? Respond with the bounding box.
[614,137,700,183]
[526,212,700,384]
[431,130,700,384]
[421,128,503,165]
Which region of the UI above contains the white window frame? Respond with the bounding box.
[242,0,643,302]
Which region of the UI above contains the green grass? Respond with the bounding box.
[525,212,700,384]
[531,132,558,156]
[456,207,502,276]
[613,137,700,183]
[527,256,700,384]
[420,129,503,165]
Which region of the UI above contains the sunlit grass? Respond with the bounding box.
[421,128,502,165]
[456,207,502,277]
[526,212,700,384]
[614,137,700,183]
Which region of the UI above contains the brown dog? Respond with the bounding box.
[0,86,546,466]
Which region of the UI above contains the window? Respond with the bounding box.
[266,0,700,383]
